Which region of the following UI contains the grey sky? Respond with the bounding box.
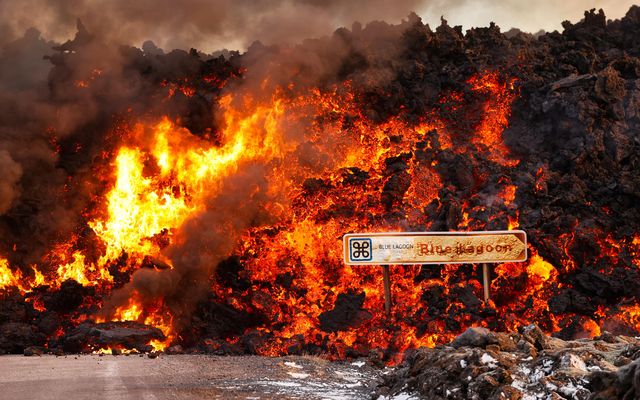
[418,0,637,34]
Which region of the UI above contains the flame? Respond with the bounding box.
[32,267,45,287]
[534,166,546,192]
[0,257,22,291]
[467,73,518,167]
[612,304,640,333]
[0,257,47,294]
[582,319,602,337]
[499,185,517,206]
[526,254,557,290]
[74,68,102,89]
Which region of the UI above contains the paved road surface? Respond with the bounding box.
[0,354,381,399]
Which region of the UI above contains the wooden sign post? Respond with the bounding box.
[343,231,527,317]
[382,265,392,316]
[482,263,490,302]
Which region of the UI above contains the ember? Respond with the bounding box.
[0,6,639,367]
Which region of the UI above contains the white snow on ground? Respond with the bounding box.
[257,380,301,387]
[214,358,379,399]
[382,367,394,375]
[334,369,366,383]
[250,378,369,400]
[287,372,310,379]
[480,353,498,368]
[445,387,460,396]
[507,356,593,400]
[377,393,419,400]
[530,367,545,382]
[558,382,579,397]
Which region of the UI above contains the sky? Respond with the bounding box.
[417,0,638,34]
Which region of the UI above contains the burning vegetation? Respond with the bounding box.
[0,7,640,365]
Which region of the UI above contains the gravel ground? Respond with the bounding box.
[0,354,382,399]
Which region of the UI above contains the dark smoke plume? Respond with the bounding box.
[0,0,424,51]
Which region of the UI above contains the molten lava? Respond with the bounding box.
[0,64,637,360]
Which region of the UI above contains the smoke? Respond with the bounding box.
[0,150,22,214]
[0,0,424,52]
[0,24,158,266]
[1,0,637,53]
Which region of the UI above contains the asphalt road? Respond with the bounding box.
[0,354,381,399]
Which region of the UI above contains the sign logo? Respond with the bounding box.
[349,238,372,261]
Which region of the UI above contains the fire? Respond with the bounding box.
[57,251,95,286]
[507,211,520,230]
[583,319,601,337]
[612,304,640,333]
[87,92,297,269]
[467,73,518,167]
[2,63,636,361]
[0,257,22,291]
[499,185,517,206]
[74,68,103,89]
[534,166,546,193]
[0,257,47,294]
[526,253,557,290]
[0,70,540,356]
[115,302,142,322]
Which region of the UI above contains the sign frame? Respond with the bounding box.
[343,230,527,266]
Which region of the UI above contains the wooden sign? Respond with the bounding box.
[343,230,527,265]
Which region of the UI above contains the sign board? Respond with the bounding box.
[343,230,527,265]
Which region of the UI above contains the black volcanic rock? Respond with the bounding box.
[61,321,164,353]
[0,322,47,354]
[319,291,372,333]
[377,326,640,400]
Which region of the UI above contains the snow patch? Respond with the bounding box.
[480,353,498,368]
[287,372,310,379]
[258,380,301,388]
[377,393,418,400]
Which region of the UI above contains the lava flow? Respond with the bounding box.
[1,8,640,362]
